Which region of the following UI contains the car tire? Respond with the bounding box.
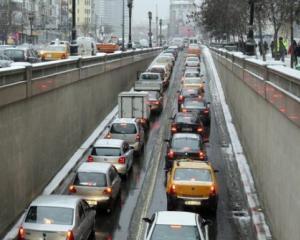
[167,198,176,211]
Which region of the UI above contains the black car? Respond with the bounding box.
[177,88,202,111]
[165,133,207,169]
[170,112,208,141]
[4,46,40,63]
[181,98,211,126]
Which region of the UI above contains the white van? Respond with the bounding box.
[77,37,96,56]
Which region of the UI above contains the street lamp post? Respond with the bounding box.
[28,12,34,44]
[70,0,78,55]
[122,0,125,51]
[159,19,162,46]
[245,0,256,56]
[127,0,133,49]
[148,11,152,48]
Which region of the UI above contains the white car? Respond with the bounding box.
[87,138,134,175]
[143,211,210,240]
[18,195,96,240]
[69,162,121,211]
[185,56,200,67]
[106,118,145,153]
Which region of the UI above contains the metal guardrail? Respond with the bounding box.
[210,47,300,128]
[0,48,161,109]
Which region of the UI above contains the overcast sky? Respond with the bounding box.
[133,0,170,24]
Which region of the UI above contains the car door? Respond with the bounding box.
[123,142,133,169]
[81,200,95,237]
[76,202,90,240]
[110,167,121,199]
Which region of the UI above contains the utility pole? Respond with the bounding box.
[70,0,78,55]
[155,4,158,47]
[245,0,256,56]
[148,11,152,48]
[127,0,133,49]
[159,19,162,46]
[122,0,125,51]
[290,2,294,68]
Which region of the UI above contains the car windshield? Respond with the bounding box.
[148,92,159,100]
[25,206,73,225]
[74,172,107,187]
[140,74,160,80]
[187,57,199,62]
[91,147,121,156]
[172,137,199,151]
[176,114,196,124]
[150,224,201,240]
[184,78,201,84]
[174,169,212,182]
[4,49,24,61]
[185,72,200,78]
[184,101,205,109]
[46,45,66,51]
[111,123,137,134]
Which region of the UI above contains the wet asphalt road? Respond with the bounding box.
[55,49,255,240]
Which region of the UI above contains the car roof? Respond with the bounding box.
[141,72,160,76]
[78,162,112,173]
[156,211,197,226]
[173,160,212,170]
[150,64,167,69]
[112,118,137,124]
[94,138,124,148]
[173,133,200,139]
[30,195,81,208]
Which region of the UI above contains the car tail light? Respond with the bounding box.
[136,134,141,141]
[198,151,205,160]
[197,127,203,133]
[61,54,66,59]
[66,230,75,240]
[104,187,112,196]
[170,184,176,195]
[69,185,77,193]
[87,155,94,162]
[182,108,187,113]
[153,101,160,105]
[18,227,25,240]
[118,156,126,164]
[210,185,216,196]
[204,108,209,114]
[106,133,112,139]
[167,150,175,159]
[171,127,177,133]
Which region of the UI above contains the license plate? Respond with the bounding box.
[185,201,201,206]
[87,200,97,206]
[182,128,192,131]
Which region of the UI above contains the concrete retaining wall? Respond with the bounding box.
[211,50,300,240]
[0,51,159,236]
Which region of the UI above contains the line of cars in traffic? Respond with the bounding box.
[16,46,177,240]
[143,45,219,240]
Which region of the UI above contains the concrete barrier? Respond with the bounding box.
[0,49,160,237]
[210,48,300,240]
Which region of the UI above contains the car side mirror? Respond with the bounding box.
[202,219,213,227]
[130,146,135,150]
[142,217,152,224]
[214,169,219,173]
[164,139,170,142]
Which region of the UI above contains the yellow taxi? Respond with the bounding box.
[40,45,70,61]
[166,160,218,213]
[181,71,205,92]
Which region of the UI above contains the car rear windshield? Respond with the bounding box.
[74,172,107,187]
[184,101,205,109]
[184,78,201,84]
[150,68,165,74]
[91,147,121,156]
[182,89,199,96]
[172,137,199,151]
[25,206,73,225]
[4,49,24,61]
[148,91,159,100]
[174,169,212,182]
[175,114,196,124]
[110,123,137,134]
[187,57,199,62]
[140,74,159,80]
[46,45,66,51]
[150,224,201,240]
[185,72,200,78]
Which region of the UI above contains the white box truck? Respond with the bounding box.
[118,91,151,128]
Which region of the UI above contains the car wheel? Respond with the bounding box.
[167,198,176,211]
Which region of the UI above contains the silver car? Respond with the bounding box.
[18,195,96,240]
[143,211,210,240]
[87,138,134,175]
[106,118,145,153]
[69,162,121,211]
[185,56,200,67]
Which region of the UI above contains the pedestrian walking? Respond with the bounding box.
[263,41,269,54]
[294,41,300,66]
[278,37,286,62]
[288,40,298,66]
[270,41,275,58]
[258,41,263,56]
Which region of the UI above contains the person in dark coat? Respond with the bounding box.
[294,41,300,66]
[263,41,269,54]
[270,41,275,58]
[279,37,286,62]
[288,40,298,66]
